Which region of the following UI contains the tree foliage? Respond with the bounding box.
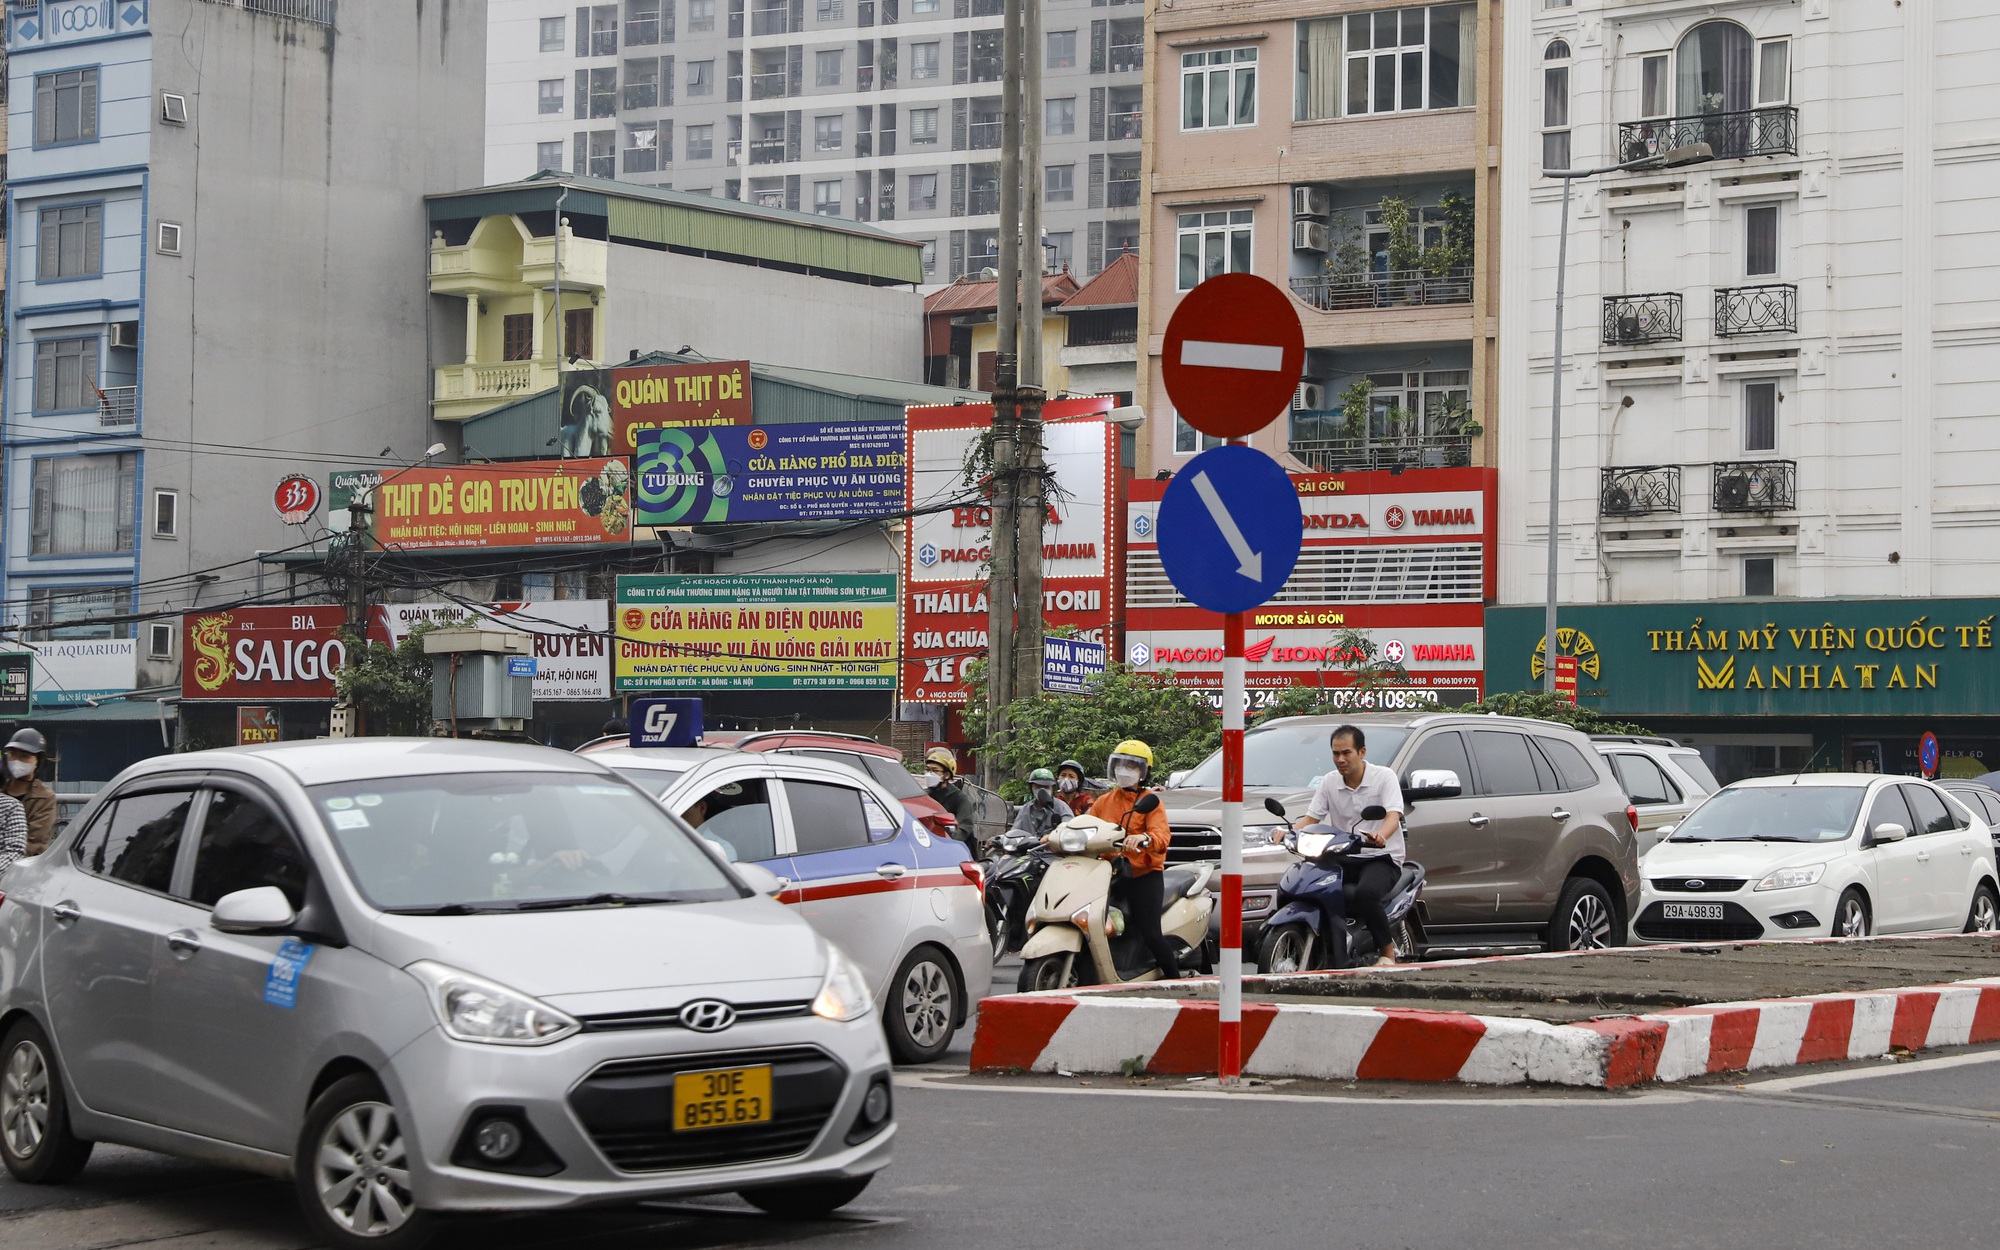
[334,623,438,736]
[1456,689,1653,736]
[963,664,1221,797]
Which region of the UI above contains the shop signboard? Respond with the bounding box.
[633,420,905,525]
[901,399,1120,704]
[1125,467,1495,697]
[0,654,30,716]
[1483,598,2000,717]
[615,574,897,691]
[182,606,347,701]
[2,639,139,707]
[237,706,281,745]
[371,601,611,701]
[560,361,752,457]
[328,460,631,550]
[1042,637,1107,695]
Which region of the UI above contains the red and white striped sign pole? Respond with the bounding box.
[1219,607,1246,1083]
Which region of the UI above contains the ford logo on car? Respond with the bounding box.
[1684,880,1706,891]
[680,1000,738,1032]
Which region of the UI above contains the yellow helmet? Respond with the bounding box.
[1108,739,1154,786]
[924,746,959,776]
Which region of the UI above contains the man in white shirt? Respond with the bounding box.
[1293,724,1407,964]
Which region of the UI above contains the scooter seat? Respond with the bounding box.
[1162,866,1201,900]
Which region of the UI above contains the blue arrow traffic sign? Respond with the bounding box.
[1155,444,1303,615]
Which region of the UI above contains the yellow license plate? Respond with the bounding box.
[671,1065,773,1131]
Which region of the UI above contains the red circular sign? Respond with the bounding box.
[273,474,321,526]
[1385,505,1406,530]
[1161,273,1306,439]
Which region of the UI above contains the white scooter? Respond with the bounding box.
[1016,794,1217,991]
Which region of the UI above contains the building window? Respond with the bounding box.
[818,0,843,19]
[502,313,534,362]
[539,78,565,114]
[1176,209,1252,291]
[40,203,104,281]
[148,621,174,659]
[152,489,178,539]
[911,42,940,80]
[1743,556,1775,598]
[1346,369,1470,440]
[1745,204,1779,277]
[908,173,937,210]
[1757,40,1790,104]
[1048,29,1076,69]
[33,337,98,414]
[563,308,595,360]
[1175,414,1224,455]
[1181,47,1257,130]
[582,67,617,118]
[541,15,566,50]
[32,452,137,556]
[687,123,714,159]
[1543,42,1571,172]
[1640,53,1668,118]
[161,92,189,125]
[817,49,843,86]
[1743,379,1779,453]
[1046,231,1073,271]
[815,114,844,151]
[35,69,99,147]
[157,222,183,255]
[910,107,939,144]
[588,4,620,55]
[587,129,616,177]
[1045,165,1073,203]
[29,586,126,641]
[1341,4,1472,117]
[1047,97,1076,136]
[912,0,938,14]
[1673,21,1779,116]
[919,240,937,274]
[970,30,1004,82]
[814,180,843,216]
[626,0,663,45]
[624,58,660,109]
[689,0,715,30]
[688,60,713,95]
[624,121,663,173]
[536,140,565,172]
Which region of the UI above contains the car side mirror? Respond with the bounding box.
[1404,769,1463,803]
[1263,797,1288,819]
[1132,793,1161,815]
[210,886,297,935]
[733,862,788,896]
[1871,822,1909,844]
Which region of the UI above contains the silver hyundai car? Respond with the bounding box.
[0,739,894,1250]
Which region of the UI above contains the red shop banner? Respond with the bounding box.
[901,398,1122,704]
[182,605,349,701]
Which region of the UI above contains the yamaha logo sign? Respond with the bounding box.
[679,999,737,1032]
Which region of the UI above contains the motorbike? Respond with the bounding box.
[982,829,1055,959]
[1016,795,1217,991]
[1256,797,1427,972]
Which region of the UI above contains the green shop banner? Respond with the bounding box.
[1484,598,2000,717]
[615,573,898,691]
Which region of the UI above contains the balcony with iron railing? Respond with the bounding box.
[968,188,1000,215]
[1289,268,1473,312]
[1602,292,1682,346]
[97,386,137,428]
[750,70,788,99]
[1599,465,1681,518]
[1287,424,1475,472]
[1106,178,1140,209]
[1715,283,1797,337]
[1108,43,1142,72]
[751,7,789,33]
[968,119,1002,150]
[749,138,787,164]
[1618,106,1797,164]
[1107,111,1142,140]
[1712,460,1797,513]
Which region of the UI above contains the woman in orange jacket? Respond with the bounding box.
[1086,739,1179,980]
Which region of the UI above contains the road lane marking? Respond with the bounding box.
[894,1072,1697,1109]
[1180,340,1285,372]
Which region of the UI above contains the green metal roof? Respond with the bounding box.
[426,173,922,286]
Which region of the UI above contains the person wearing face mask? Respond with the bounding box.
[1053,759,1092,816]
[1083,740,1180,980]
[1008,768,1068,838]
[923,747,979,854]
[2,728,56,858]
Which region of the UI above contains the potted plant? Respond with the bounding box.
[1377,196,1421,304]
[1321,211,1370,308]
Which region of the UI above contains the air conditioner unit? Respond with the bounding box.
[1292,185,1332,219]
[1715,472,1752,511]
[1601,482,1635,515]
[110,321,140,349]
[1293,382,1326,410]
[1292,220,1330,253]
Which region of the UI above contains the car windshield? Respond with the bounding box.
[608,765,686,796]
[1181,723,1411,789]
[1668,785,1866,844]
[312,771,745,913]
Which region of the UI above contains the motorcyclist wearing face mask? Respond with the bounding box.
[923,746,980,854]
[1084,740,1180,980]
[1053,758,1093,816]
[3,728,56,857]
[1009,768,1069,838]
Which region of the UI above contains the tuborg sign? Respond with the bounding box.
[1485,598,2000,718]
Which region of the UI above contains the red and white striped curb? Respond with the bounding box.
[970,977,2000,1089]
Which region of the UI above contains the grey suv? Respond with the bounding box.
[1161,714,1641,957]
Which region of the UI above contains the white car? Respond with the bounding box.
[584,745,993,1065]
[1593,735,1719,854]
[1636,773,2000,942]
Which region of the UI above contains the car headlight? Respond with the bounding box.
[1754,864,1826,892]
[406,961,580,1046]
[1055,826,1089,854]
[1244,826,1279,847]
[811,944,875,1022]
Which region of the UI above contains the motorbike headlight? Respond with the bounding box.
[406,961,580,1046]
[1055,826,1089,854]
[1754,864,1826,892]
[811,944,876,1022]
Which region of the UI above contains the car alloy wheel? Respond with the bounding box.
[1837,894,1869,938]
[1971,888,2000,934]
[900,958,954,1052]
[1568,895,1613,950]
[315,1102,415,1238]
[1,1040,49,1161]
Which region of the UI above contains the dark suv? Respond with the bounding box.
[1160,714,1641,958]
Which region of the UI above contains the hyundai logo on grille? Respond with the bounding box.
[1685,879,1706,890]
[679,1000,737,1032]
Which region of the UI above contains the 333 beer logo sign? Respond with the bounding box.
[273,474,321,525]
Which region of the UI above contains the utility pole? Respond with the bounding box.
[984,0,1024,791]
[1013,0,1047,705]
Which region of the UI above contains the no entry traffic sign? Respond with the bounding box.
[1161,273,1306,440]
[1155,444,1304,615]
